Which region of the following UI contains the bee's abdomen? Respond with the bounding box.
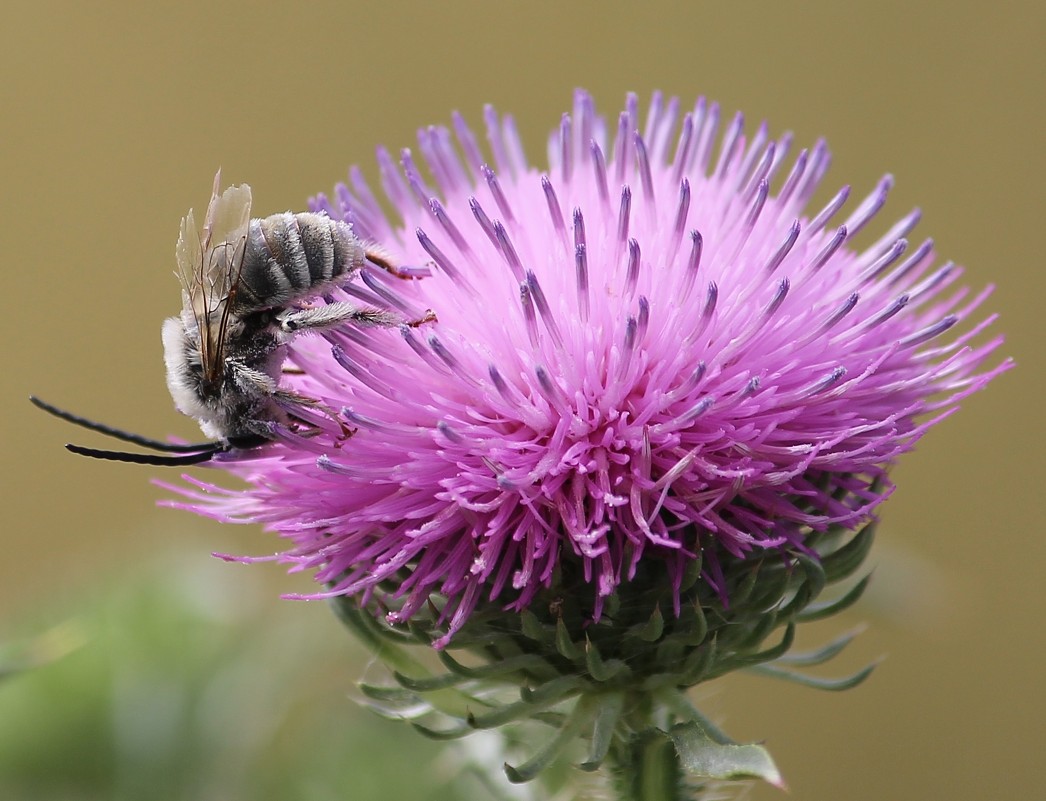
[234,213,366,312]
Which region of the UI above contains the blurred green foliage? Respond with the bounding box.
[0,554,466,801]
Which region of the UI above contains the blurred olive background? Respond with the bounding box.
[2,1,1042,799]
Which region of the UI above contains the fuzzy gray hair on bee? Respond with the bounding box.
[34,171,429,466]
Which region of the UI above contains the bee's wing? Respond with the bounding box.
[201,170,253,307]
[175,207,201,304]
[174,171,253,382]
[176,171,252,314]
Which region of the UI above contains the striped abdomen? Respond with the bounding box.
[233,213,366,313]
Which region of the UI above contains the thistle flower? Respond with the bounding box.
[166,90,1008,792]
[170,89,1004,639]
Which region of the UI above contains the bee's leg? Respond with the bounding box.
[405,309,438,328]
[363,244,429,279]
[277,303,398,333]
[228,362,279,397]
[274,389,354,441]
[363,244,407,278]
[223,363,347,441]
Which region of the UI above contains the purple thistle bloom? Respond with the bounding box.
[166,90,1009,648]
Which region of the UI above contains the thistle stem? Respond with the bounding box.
[611,728,686,801]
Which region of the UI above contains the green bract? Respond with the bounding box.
[335,515,876,795]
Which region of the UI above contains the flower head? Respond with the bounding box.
[169,90,1008,648]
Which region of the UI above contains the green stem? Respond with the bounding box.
[612,728,685,801]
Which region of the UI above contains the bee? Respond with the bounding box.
[33,171,426,466]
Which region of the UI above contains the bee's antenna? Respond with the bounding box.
[64,444,223,466]
[30,396,221,454]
